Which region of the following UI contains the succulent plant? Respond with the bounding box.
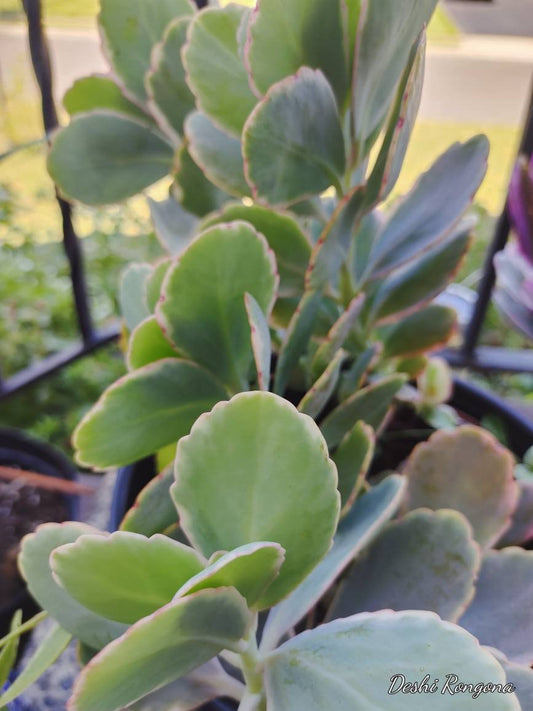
[494,154,533,340]
[3,394,533,710]
[49,0,491,473]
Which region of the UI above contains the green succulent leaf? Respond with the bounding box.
[265,610,517,711]
[338,345,377,401]
[0,624,72,708]
[126,660,244,711]
[365,31,425,205]
[351,0,438,153]
[498,480,533,547]
[183,5,257,136]
[246,0,348,105]
[63,75,150,122]
[172,392,340,607]
[158,222,278,392]
[147,18,196,139]
[364,136,489,281]
[404,426,518,548]
[329,509,480,623]
[243,68,346,205]
[174,145,228,217]
[18,523,127,649]
[306,186,366,290]
[321,374,406,449]
[245,293,272,391]
[69,588,253,711]
[367,220,472,324]
[146,260,172,313]
[0,611,22,690]
[120,465,179,537]
[185,111,250,197]
[460,549,533,665]
[73,359,228,468]
[499,656,533,710]
[298,350,345,419]
[260,475,405,652]
[381,305,457,359]
[349,210,384,287]
[201,203,312,298]
[333,421,375,513]
[48,112,174,205]
[148,195,198,256]
[176,541,285,610]
[128,316,181,370]
[51,532,206,625]
[99,0,194,102]
[274,290,322,396]
[311,294,365,380]
[119,263,152,332]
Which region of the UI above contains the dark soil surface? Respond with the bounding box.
[0,478,68,608]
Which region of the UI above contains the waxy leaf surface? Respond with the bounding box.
[48,112,173,205]
[18,523,126,649]
[330,509,480,623]
[52,531,205,624]
[404,426,517,548]
[265,611,517,711]
[172,392,339,607]
[70,588,252,711]
[158,223,277,392]
[260,475,404,652]
[74,359,228,468]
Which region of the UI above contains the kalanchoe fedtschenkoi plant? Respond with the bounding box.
[48,0,490,471]
[495,154,533,340]
[3,393,533,711]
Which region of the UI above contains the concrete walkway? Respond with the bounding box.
[446,0,533,38]
[0,23,532,126]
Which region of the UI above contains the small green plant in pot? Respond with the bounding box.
[4,393,533,710]
[47,0,489,474]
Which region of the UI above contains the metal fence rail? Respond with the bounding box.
[0,0,532,401]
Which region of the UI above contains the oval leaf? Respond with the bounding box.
[99,0,194,102]
[333,420,375,513]
[321,374,406,449]
[63,75,150,122]
[172,392,340,607]
[73,359,229,469]
[157,222,278,393]
[147,17,196,139]
[183,5,257,135]
[120,465,179,537]
[243,68,345,205]
[246,0,348,105]
[460,548,533,666]
[18,523,127,650]
[329,509,480,623]
[70,588,253,711]
[128,316,181,370]
[245,293,272,391]
[404,426,518,548]
[201,203,311,298]
[48,112,173,205]
[185,111,250,197]
[176,541,285,610]
[51,532,206,624]
[265,610,519,711]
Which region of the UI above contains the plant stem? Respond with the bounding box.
[239,626,264,696]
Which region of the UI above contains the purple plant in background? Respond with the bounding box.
[494,154,533,340]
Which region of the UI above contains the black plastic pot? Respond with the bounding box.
[0,428,79,641]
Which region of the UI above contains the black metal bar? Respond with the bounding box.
[22,0,95,345]
[0,324,120,401]
[443,346,533,374]
[462,83,533,358]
